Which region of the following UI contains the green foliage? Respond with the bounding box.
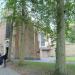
[30,0,75,42]
[3,0,29,24]
[2,0,75,42]
[66,25,75,43]
[65,0,75,22]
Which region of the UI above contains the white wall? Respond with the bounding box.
[0,22,6,55]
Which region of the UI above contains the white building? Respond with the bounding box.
[0,21,6,55]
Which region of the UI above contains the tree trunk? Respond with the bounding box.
[18,0,26,63]
[8,22,13,60]
[6,19,13,60]
[34,31,40,59]
[18,24,25,63]
[7,0,16,60]
[55,0,66,75]
[15,25,19,59]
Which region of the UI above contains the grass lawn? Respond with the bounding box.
[66,57,75,62]
[10,61,75,75]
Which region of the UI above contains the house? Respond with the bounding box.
[0,21,6,54]
[11,25,40,59]
[0,21,75,60]
[12,29,56,59]
[38,32,53,59]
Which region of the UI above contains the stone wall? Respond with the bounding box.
[65,43,75,56]
[40,43,75,58]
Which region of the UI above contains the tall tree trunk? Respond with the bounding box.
[8,21,13,60]
[55,0,66,75]
[18,0,26,63]
[34,30,40,59]
[6,19,13,60]
[18,24,25,63]
[15,25,19,59]
[7,0,16,60]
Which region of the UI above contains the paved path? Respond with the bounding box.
[27,57,56,63]
[0,67,20,75]
[27,57,75,64]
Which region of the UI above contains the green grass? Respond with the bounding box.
[17,61,55,70]
[66,64,75,75]
[15,61,75,75]
[66,57,75,62]
[15,61,55,75]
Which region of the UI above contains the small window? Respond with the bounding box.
[41,33,45,46]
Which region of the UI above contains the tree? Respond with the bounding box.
[3,0,28,62]
[2,0,75,69]
[30,0,57,49]
[55,0,66,75]
[18,0,27,64]
[30,1,66,74]
[30,0,75,44]
[66,24,75,43]
[2,0,17,60]
[3,0,40,62]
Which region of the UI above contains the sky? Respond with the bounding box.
[0,0,5,21]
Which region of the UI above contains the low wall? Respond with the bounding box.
[65,43,75,56]
[40,43,75,58]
